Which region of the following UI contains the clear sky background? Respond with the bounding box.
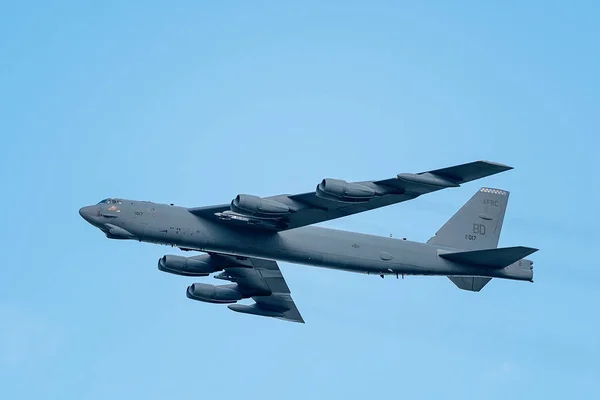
[1,1,598,399]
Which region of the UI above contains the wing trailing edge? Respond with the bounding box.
[228,299,305,323]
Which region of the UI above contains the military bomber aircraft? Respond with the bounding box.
[79,160,537,323]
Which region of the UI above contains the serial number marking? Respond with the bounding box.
[465,234,477,241]
[135,211,144,216]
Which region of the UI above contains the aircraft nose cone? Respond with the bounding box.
[79,206,95,222]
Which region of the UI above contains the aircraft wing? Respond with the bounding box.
[189,160,512,232]
[210,254,305,323]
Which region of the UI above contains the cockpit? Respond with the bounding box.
[97,198,123,205]
[80,198,136,240]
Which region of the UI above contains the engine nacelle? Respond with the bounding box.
[186,283,243,304]
[316,178,376,202]
[230,194,290,218]
[158,254,222,277]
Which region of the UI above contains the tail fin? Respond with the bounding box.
[429,187,515,292]
[427,187,509,251]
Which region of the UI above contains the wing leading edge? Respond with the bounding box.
[188,160,512,232]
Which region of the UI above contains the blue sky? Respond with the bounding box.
[1,1,599,398]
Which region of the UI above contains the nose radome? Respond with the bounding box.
[79,206,94,222]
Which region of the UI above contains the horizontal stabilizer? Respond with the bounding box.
[439,246,538,269]
[448,276,492,292]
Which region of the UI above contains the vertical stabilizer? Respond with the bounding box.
[428,188,509,251]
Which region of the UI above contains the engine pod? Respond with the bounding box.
[186,283,243,304]
[158,254,222,276]
[316,179,376,202]
[230,194,291,218]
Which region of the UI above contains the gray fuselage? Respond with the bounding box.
[79,199,532,282]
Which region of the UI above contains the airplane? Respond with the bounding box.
[79,160,537,323]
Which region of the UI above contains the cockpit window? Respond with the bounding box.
[97,198,123,205]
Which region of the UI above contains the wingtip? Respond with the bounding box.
[478,160,514,171]
[520,246,539,256]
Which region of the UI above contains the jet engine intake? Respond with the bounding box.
[230,194,290,218]
[186,283,243,304]
[158,254,222,277]
[316,179,376,202]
